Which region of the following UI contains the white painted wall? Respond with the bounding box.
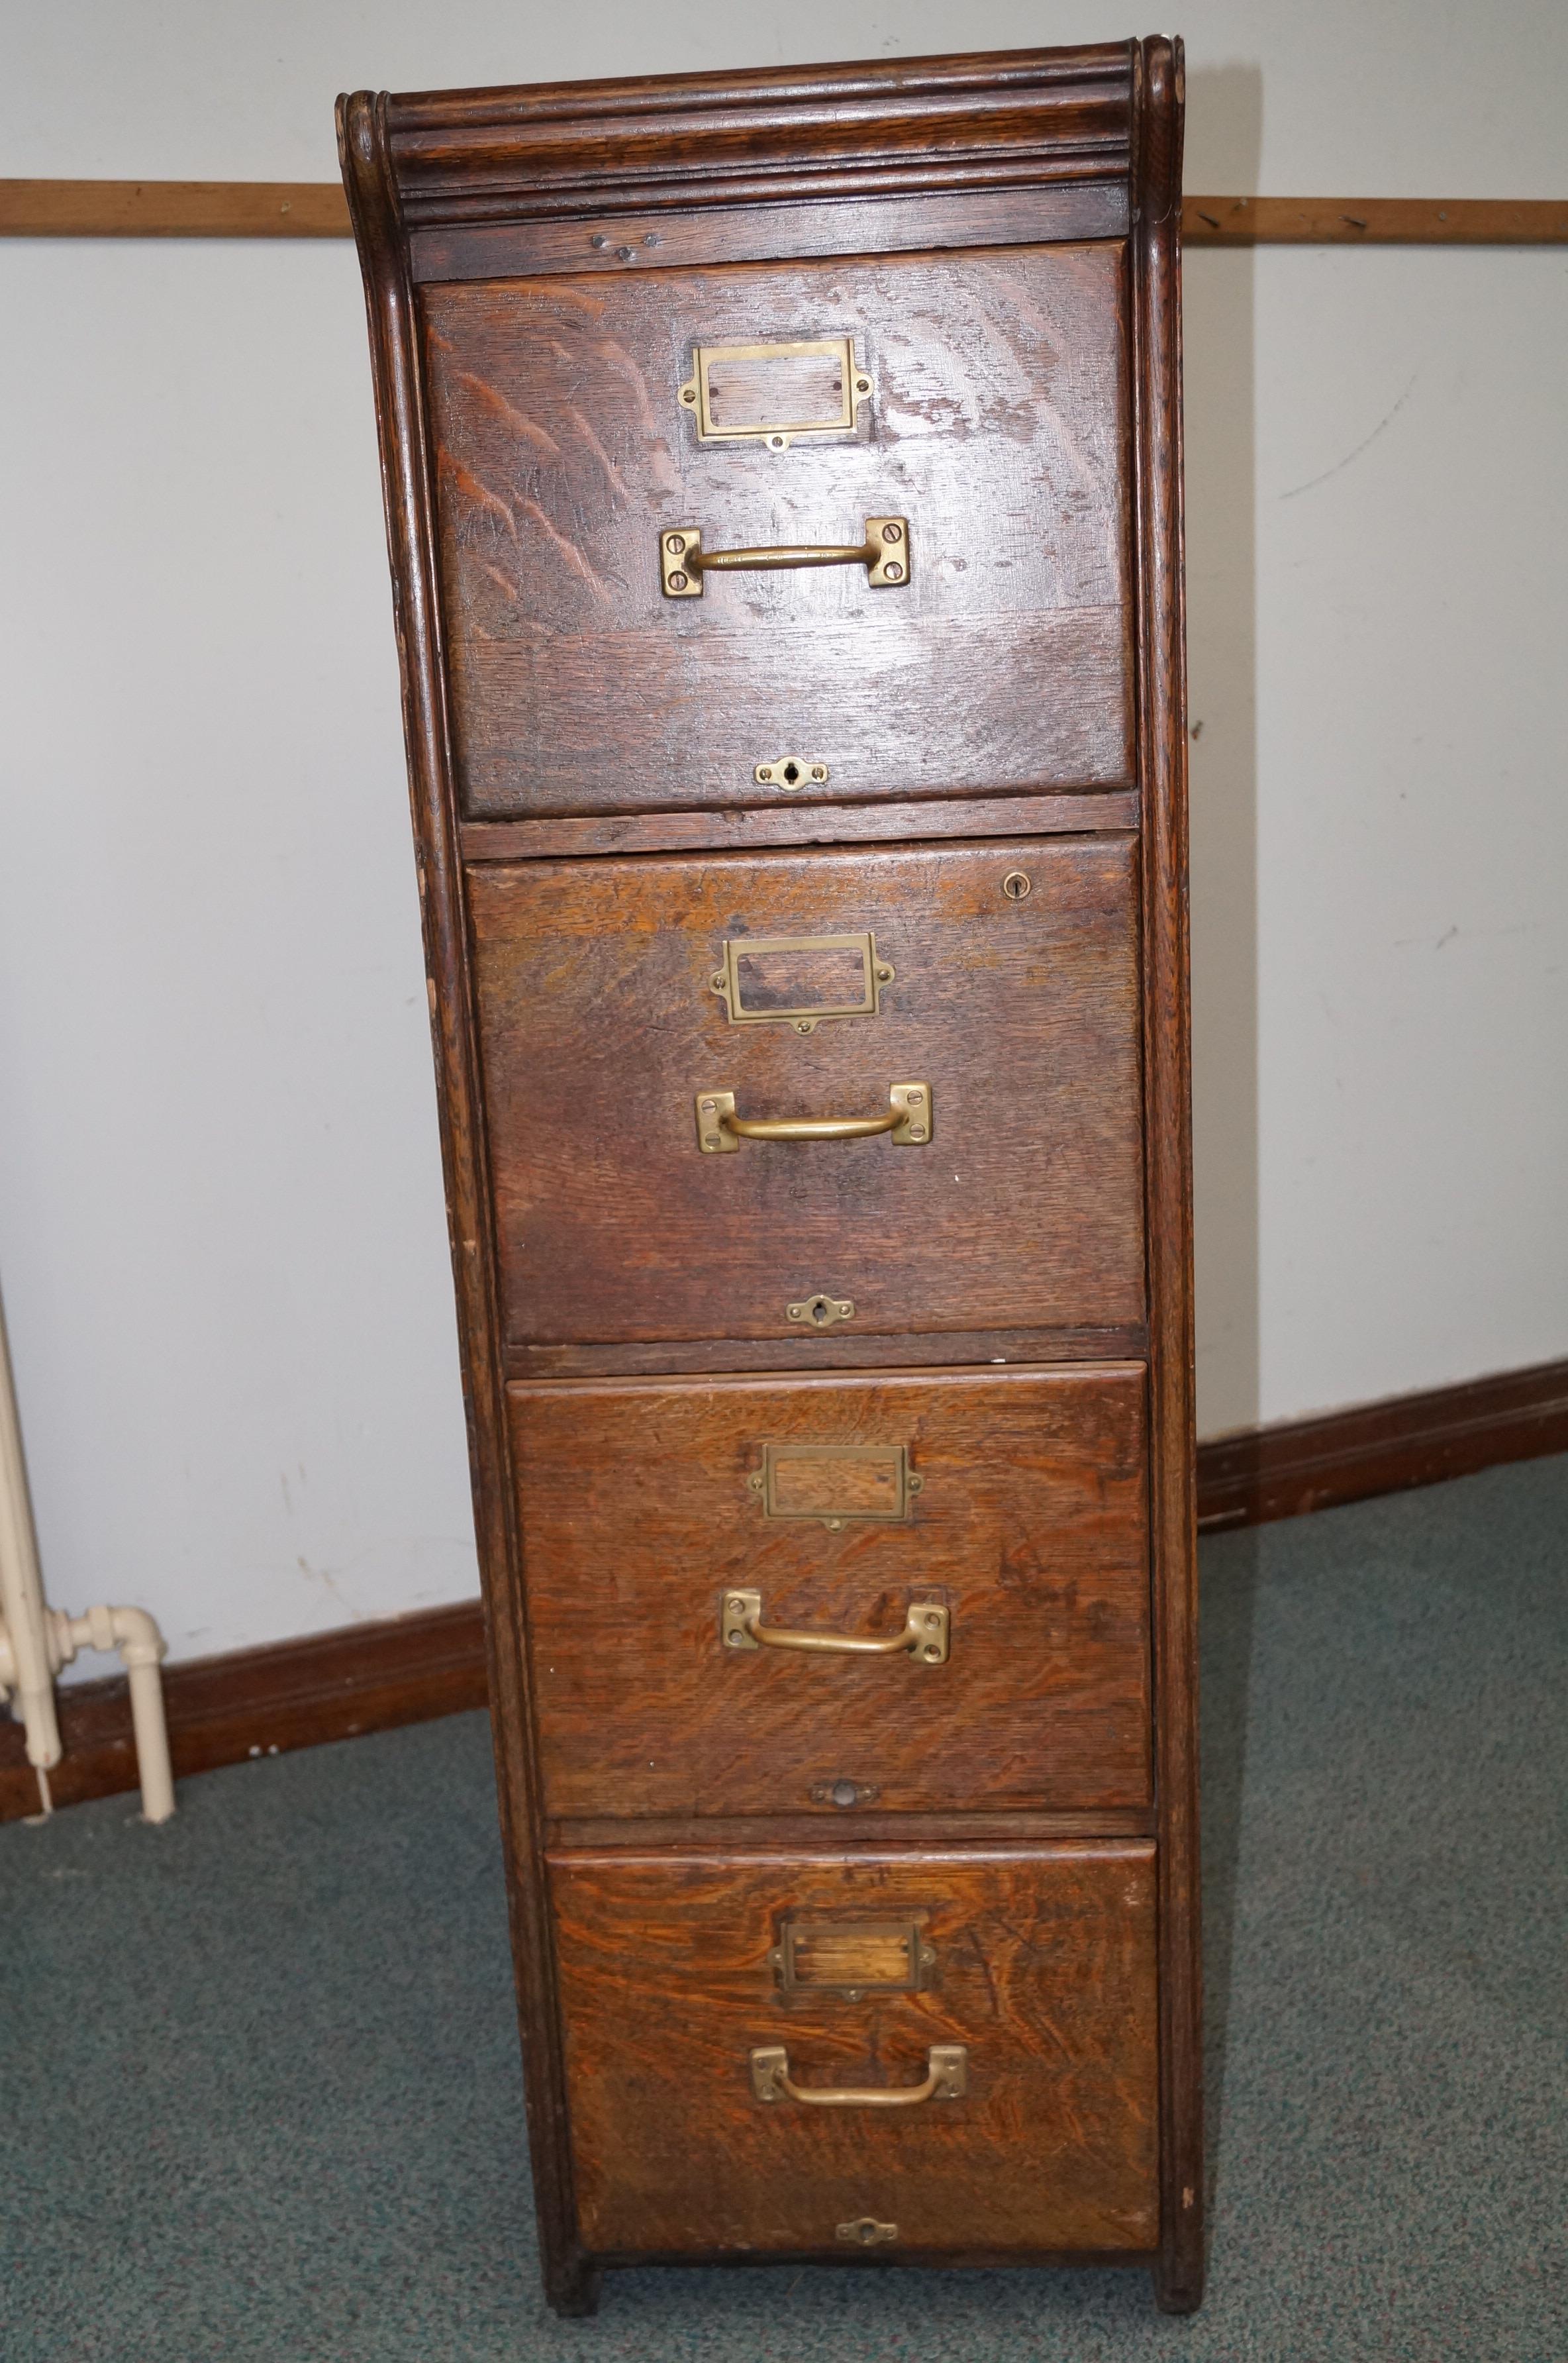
[1,3,1564,1670]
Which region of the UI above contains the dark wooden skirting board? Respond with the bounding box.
[1,182,1564,245]
[1195,1352,1568,1533]
[0,1599,487,1824]
[6,1353,1563,1827]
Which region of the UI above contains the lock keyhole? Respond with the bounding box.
[782,760,801,785]
[810,1297,830,1325]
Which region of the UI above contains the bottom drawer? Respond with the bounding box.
[550,1843,1158,2259]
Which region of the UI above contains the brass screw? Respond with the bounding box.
[668,571,688,591]
[681,386,697,403]
[703,1134,720,1148]
[665,534,686,554]
[881,523,903,544]
[701,1098,716,1112]
[590,233,608,248]
[909,1127,926,1141]
[812,766,827,781]
[857,377,871,393]
[907,1089,923,1103]
[883,562,903,581]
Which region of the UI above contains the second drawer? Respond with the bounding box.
[512,1363,1151,1821]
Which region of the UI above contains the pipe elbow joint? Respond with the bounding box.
[107,1605,168,1669]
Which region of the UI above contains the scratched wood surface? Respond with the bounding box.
[468,834,1144,1348]
[548,1844,1159,2256]
[511,1365,1150,1819]
[422,242,1132,815]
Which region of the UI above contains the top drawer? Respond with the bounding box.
[423,241,1132,817]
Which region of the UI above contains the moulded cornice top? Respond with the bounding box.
[346,42,1153,231]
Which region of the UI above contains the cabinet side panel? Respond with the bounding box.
[1130,38,1204,2315]
[338,90,591,2315]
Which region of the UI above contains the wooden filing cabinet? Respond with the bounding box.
[340,37,1200,2315]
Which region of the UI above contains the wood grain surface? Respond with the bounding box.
[548,1844,1158,2258]
[469,835,1144,1348]
[458,789,1140,863]
[510,1365,1150,1819]
[410,185,1128,283]
[422,242,1132,815]
[504,1322,1147,1382]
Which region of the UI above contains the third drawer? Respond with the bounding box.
[512,1362,1152,1821]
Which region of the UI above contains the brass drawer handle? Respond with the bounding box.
[695,1083,930,1152]
[722,1589,949,1662]
[662,517,909,595]
[750,2043,967,2108]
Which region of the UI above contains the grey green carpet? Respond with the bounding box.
[4,1456,1565,2361]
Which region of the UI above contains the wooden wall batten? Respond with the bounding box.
[3,180,1563,244]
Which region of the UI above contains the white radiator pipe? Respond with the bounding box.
[46,1605,175,1825]
[0,1299,60,1773]
[0,1295,175,1823]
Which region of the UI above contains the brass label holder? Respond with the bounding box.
[710,932,893,1031]
[769,1917,937,2000]
[748,1440,922,1529]
[678,336,872,450]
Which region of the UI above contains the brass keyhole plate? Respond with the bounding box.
[754,756,829,789]
[787,1293,855,1328]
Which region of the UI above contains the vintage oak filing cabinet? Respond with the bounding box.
[340,39,1200,2315]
